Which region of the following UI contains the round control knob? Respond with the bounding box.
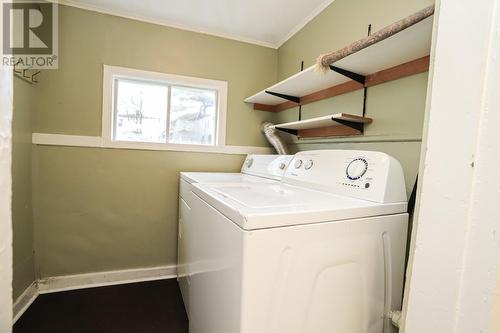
[304,160,314,170]
[279,162,286,170]
[294,159,303,169]
[246,158,253,168]
[346,158,368,180]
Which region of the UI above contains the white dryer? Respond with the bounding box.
[185,150,408,333]
[180,154,292,185]
[177,154,293,315]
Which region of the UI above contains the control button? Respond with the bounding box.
[304,160,314,170]
[294,159,303,169]
[346,158,368,180]
[246,158,253,168]
[279,162,286,170]
[365,183,370,188]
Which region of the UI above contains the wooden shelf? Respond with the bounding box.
[274,113,372,138]
[245,14,433,112]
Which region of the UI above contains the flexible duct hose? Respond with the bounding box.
[261,122,290,155]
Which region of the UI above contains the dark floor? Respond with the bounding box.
[14,279,188,333]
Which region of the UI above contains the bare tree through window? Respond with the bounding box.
[114,79,168,143]
[169,86,217,145]
[113,78,218,145]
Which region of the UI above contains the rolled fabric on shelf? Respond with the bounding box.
[315,4,435,73]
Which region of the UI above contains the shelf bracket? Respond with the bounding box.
[275,127,298,136]
[330,65,368,121]
[329,66,366,85]
[265,91,300,104]
[331,118,365,132]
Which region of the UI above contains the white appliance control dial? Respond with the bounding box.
[294,159,303,169]
[246,158,253,168]
[304,160,314,170]
[346,158,368,180]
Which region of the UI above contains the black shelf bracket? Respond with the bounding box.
[265,91,300,104]
[329,66,366,85]
[329,64,369,120]
[332,118,365,133]
[275,127,298,136]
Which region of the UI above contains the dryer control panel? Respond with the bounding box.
[241,155,293,180]
[283,150,407,203]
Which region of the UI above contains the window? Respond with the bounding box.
[102,65,227,149]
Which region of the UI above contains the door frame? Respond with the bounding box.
[403,0,500,332]
[0,63,14,331]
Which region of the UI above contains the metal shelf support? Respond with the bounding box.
[331,118,364,132]
[329,66,366,84]
[275,127,299,136]
[265,91,300,104]
[329,65,369,120]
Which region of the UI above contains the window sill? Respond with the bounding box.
[32,133,273,155]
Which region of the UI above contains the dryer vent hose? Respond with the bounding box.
[261,122,290,155]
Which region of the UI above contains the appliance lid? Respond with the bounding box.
[192,183,407,230]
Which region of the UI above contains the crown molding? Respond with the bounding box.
[47,0,277,48]
[276,0,335,48]
[47,0,335,49]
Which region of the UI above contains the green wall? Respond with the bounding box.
[35,5,278,147]
[33,147,244,277]
[24,4,277,279]
[14,0,432,284]
[12,79,36,298]
[275,0,433,195]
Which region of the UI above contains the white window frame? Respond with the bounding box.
[102,65,227,151]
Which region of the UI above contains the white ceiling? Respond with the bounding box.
[54,0,334,48]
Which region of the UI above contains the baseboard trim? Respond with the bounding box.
[38,265,178,294]
[13,281,39,324]
[13,265,177,322]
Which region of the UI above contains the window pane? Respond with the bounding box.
[169,86,217,145]
[114,79,168,143]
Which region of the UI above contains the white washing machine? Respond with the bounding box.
[184,150,408,333]
[177,154,293,315]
